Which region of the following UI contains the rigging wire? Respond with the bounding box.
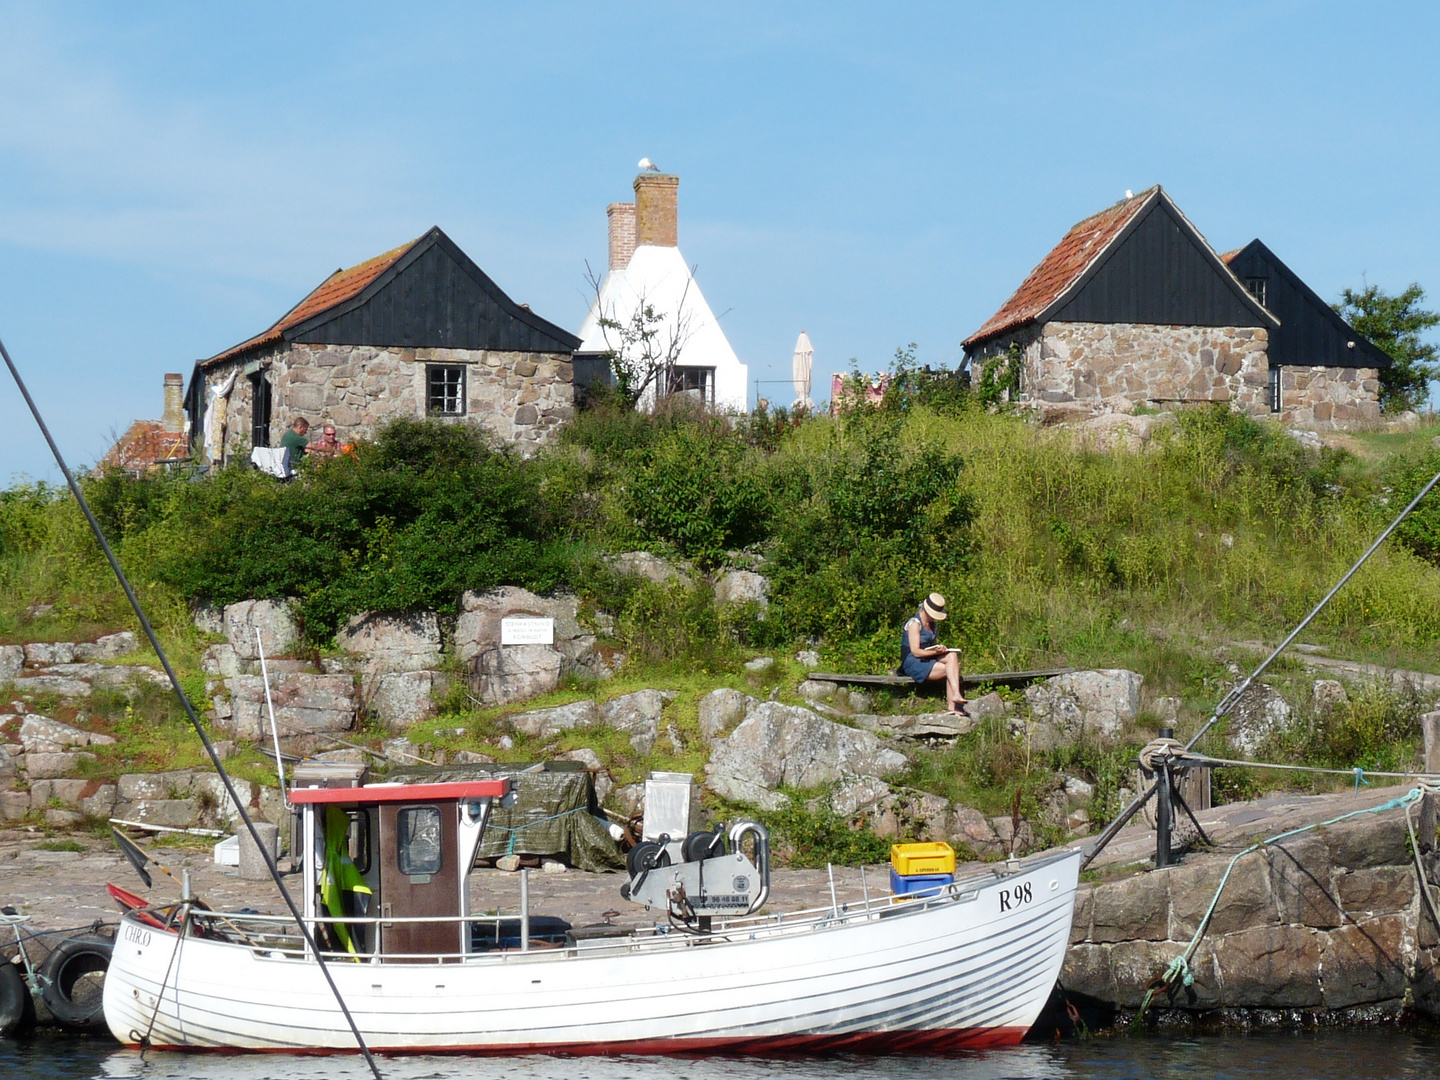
[0,335,383,1079]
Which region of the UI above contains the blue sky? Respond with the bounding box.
[2,1,1438,479]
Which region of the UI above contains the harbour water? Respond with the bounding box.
[3,1032,1439,1080]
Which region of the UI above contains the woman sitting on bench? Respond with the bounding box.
[900,592,966,715]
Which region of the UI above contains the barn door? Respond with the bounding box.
[378,801,462,959]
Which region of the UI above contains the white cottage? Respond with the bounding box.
[577,171,748,412]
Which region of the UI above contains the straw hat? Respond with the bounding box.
[921,593,948,621]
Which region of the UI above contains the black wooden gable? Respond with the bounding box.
[286,228,581,354]
[1225,240,1391,370]
[1047,196,1277,330]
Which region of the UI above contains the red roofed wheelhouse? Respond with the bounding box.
[184,227,582,468]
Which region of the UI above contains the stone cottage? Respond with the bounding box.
[185,226,582,464]
[962,186,1386,428]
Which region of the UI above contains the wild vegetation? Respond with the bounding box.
[4,373,1440,858]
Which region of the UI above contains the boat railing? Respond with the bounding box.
[164,854,1073,963]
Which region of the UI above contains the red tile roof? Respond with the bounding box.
[205,237,421,365]
[100,421,189,474]
[1219,248,1242,264]
[963,187,1159,348]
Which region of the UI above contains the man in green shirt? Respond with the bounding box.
[280,417,309,462]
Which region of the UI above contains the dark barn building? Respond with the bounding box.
[186,226,582,465]
[1223,240,1388,426]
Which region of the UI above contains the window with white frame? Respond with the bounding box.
[426,365,466,416]
[668,366,715,406]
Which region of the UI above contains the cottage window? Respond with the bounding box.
[396,806,442,876]
[426,365,466,416]
[1244,277,1268,308]
[1269,365,1281,413]
[249,372,272,447]
[668,366,716,406]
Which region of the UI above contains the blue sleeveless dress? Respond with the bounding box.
[900,612,937,683]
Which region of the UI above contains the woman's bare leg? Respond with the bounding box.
[926,654,966,713]
[944,652,965,712]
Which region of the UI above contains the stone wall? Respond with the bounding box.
[1021,322,1270,412]
[212,341,574,463]
[1278,365,1382,429]
[1063,807,1440,1020]
[969,322,1385,431]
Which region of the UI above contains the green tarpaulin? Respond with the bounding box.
[387,762,623,873]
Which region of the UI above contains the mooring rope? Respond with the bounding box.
[1135,784,1436,1021]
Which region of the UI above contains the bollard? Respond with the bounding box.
[1422,711,1440,775]
[238,822,281,881]
[1155,726,1174,869]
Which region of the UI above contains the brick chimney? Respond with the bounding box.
[633,173,679,248]
[607,202,636,270]
[162,373,185,433]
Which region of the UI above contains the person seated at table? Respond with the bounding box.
[900,592,966,715]
[309,423,341,459]
[280,417,310,461]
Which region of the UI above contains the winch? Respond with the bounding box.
[621,821,771,925]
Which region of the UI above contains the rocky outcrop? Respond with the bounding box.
[224,599,300,661]
[457,587,604,706]
[218,673,355,745]
[605,551,691,586]
[502,690,670,754]
[1225,682,1293,756]
[852,711,978,739]
[1063,806,1440,1019]
[334,610,443,681]
[705,701,909,811]
[367,670,449,730]
[698,688,751,738]
[714,570,770,610]
[1025,669,1142,744]
[114,770,255,829]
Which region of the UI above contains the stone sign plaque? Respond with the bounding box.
[500,616,554,646]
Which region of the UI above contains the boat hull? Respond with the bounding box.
[103,850,1079,1055]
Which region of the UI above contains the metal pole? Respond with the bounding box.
[1155,727,1173,868]
[519,868,530,952]
[0,335,382,1080]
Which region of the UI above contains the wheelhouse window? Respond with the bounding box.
[668,366,716,406]
[396,806,442,876]
[427,365,466,416]
[1244,277,1268,308]
[249,371,272,448]
[1269,366,1281,413]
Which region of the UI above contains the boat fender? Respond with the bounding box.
[0,959,32,1037]
[38,933,113,1028]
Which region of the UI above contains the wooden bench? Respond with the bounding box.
[805,667,1076,690]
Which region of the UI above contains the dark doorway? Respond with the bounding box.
[249,372,273,447]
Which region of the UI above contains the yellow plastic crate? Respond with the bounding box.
[890,842,955,877]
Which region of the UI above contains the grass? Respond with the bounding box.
[5,405,1440,864]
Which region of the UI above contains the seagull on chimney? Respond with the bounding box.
[638,157,660,172]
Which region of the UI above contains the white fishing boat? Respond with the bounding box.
[103,770,1081,1055]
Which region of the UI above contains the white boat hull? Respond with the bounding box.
[103,850,1080,1055]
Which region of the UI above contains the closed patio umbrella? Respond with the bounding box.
[792,330,814,411]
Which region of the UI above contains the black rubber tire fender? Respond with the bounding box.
[0,959,32,1037]
[38,933,113,1028]
[682,828,727,863]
